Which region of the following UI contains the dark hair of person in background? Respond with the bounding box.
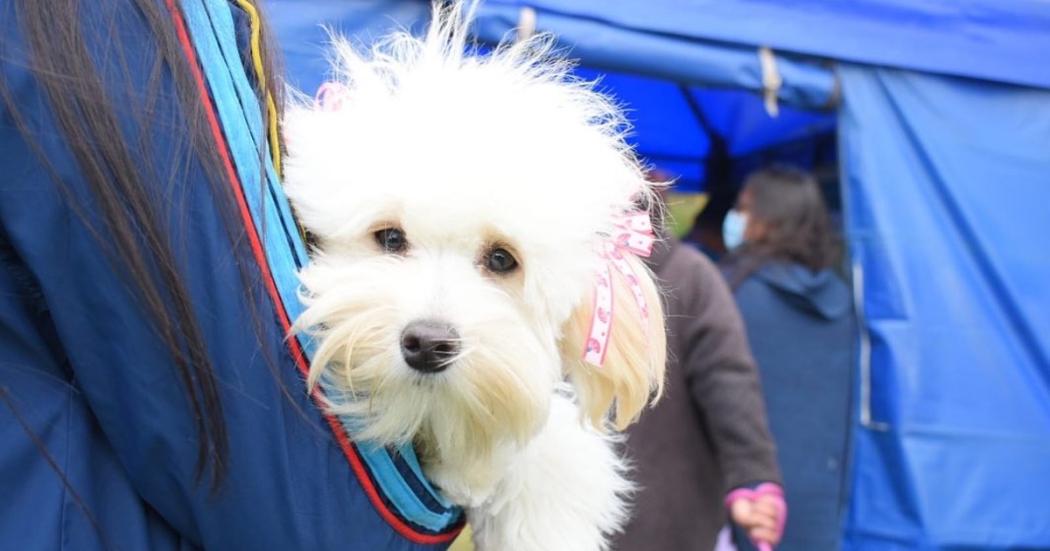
[724,165,841,289]
[688,189,734,258]
[0,0,287,493]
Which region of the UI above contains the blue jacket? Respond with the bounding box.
[0,1,461,549]
[725,260,856,551]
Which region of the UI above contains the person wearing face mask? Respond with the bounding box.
[721,206,749,253]
[720,166,856,551]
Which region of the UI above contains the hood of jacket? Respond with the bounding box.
[752,262,851,321]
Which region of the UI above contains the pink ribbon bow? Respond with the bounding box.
[582,211,656,367]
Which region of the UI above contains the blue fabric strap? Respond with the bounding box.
[178,0,462,534]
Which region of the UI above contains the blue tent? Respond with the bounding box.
[269,1,1050,549]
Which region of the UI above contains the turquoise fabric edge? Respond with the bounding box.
[180,0,462,533]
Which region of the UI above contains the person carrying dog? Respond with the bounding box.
[0,1,463,549]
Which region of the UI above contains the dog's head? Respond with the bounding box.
[284,6,665,465]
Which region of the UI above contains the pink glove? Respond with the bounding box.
[725,483,787,551]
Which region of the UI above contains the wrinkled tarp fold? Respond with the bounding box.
[839,65,1050,549]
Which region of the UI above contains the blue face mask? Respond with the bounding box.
[722,209,748,251]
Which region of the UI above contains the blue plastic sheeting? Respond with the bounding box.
[476,0,1050,90]
[473,3,838,110]
[268,0,432,92]
[577,68,836,190]
[839,65,1050,549]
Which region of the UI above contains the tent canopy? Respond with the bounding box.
[475,0,1050,90]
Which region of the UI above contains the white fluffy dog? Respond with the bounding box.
[283,4,666,550]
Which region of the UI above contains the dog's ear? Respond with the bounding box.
[561,254,666,431]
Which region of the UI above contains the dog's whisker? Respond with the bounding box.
[437,344,477,369]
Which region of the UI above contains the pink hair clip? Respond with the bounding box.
[583,211,656,367]
[314,82,351,111]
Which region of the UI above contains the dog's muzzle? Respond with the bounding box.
[400,319,459,373]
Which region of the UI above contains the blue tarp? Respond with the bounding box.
[473,4,839,109]
[476,0,1050,90]
[268,1,1050,548]
[839,66,1050,548]
[573,69,837,191]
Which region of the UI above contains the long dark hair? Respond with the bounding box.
[0,0,285,491]
[725,165,841,287]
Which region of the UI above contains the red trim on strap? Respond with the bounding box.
[165,1,461,544]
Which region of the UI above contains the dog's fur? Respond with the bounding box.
[283,5,666,549]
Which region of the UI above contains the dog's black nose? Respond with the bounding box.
[400,320,460,373]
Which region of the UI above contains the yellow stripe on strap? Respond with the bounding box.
[232,0,282,177]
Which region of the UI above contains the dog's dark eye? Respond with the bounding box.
[374,227,407,253]
[485,247,518,274]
